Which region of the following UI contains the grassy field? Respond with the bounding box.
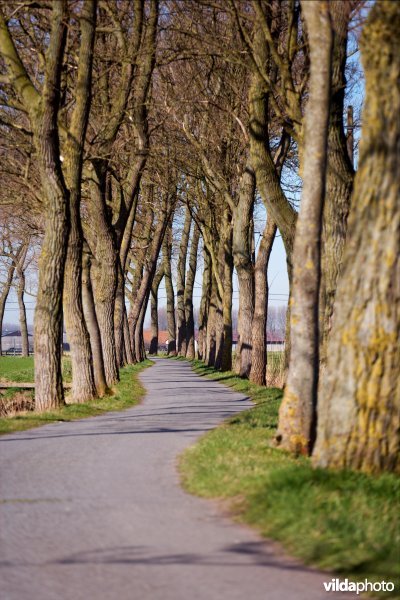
[0,356,152,435]
[179,358,400,597]
[0,355,72,383]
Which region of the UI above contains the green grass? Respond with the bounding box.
[0,358,152,435]
[179,358,400,597]
[0,355,72,383]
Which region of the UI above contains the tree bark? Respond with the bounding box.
[233,165,255,377]
[313,0,400,474]
[206,275,218,367]
[249,218,277,386]
[88,169,119,386]
[163,226,176,355]
[63,0,97,402]
[185,223,200,359]
[176,206,191,355]
[149,265,164,354]
[82,248,107,397]
[276,0,333,455]
[16,245,29,357]
[0,254,19,356]
[319,0,355,367]
[249,24,297,277]
[198,244,211,360]
[129,200,171,362]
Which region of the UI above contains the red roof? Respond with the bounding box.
[142,330,169,344]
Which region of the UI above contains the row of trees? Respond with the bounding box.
[0,0,398,474]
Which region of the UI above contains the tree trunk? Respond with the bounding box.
[16,251,29,357]
[249,24,297,276]
[233,165,255,377]
[176,207,192,355]
[149,266,163,354]
[221,220,233,372]
[62,0,97,403]
[82,248,107,397]
[114,262,127,368]
[134,295,148,362]
[88,169,119,386]
[319,0,355,367]
[313,0,400,474]
[185,223,200,359]
[129,202,170,362]
[163,227,176,355]
[198,244,211,360]
[0,258,18,356]
[249,218,277,386]
[276,0,333,455]
[0,3,69,411]
[206,276,218,366]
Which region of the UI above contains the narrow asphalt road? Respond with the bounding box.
[1,358,350,599]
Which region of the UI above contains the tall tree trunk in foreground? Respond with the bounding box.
[313,0,400,474]
[249,219,277,386]
[319,0,354,367]
[0,3,70,410]
[176,207,191,355]
[63,0,97,402]
[185,223,200,359]
[276,1,333,455]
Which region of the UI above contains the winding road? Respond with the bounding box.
[0,358,350,599]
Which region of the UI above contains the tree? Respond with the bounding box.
[0,2,70,410]
[184,223,200,359]
[276,0,333,455]
[312,0,400,474]
[62,0,97,402]
[176,206,192,356]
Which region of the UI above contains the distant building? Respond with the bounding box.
[0,330,34,354]
[142,330,170,352]
[266,333,285,352]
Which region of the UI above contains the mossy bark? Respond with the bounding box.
[276,1,333,455]
[313,1,400,474]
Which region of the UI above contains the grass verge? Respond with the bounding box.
[179,358,400,597]
[0,358,152,435]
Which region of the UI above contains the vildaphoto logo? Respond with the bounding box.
[323,578,395,595]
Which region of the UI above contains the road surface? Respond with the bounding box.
[0,358,350,599]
